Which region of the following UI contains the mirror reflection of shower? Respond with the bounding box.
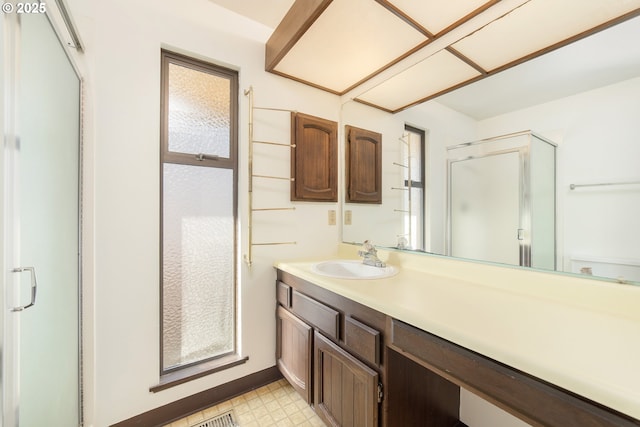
[446,131,557,269]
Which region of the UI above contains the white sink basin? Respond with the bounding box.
[311,260,398,280]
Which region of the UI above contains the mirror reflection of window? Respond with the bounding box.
[402,125,426,251]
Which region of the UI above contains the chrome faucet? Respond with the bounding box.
[358,240,386,268]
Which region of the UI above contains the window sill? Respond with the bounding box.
[150,354,249,393]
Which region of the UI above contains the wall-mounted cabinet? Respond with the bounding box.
[291,112,338,202]
[346,125,382,204]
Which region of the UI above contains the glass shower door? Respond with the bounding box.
[2,12,81,427]
[449,150,524,266]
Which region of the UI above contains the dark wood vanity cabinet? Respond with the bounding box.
[276,271,384,425]
[291,112,338,202]
[275,269,460,427]
[345,125,382,204]
[277,269,640,427]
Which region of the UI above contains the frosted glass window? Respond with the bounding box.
[160,51,238,374]
[162,164,234,370]
[168,62,231,158]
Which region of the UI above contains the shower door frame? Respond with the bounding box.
[446,146,532,268]
[1,9,84,427]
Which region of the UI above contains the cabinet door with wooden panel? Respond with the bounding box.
[291,112,338,202]
[346,125,382,203]
[276,306,313,403]
[314,331,379,427]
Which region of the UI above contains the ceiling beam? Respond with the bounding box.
[265,0,333,71]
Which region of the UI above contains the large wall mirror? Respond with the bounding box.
[341,15,640,285]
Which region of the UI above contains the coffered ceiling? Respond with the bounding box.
[265,0,640,113]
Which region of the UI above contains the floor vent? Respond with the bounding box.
[190,410,238,427]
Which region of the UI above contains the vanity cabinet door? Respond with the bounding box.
[314,331,379,427]
[276,306,313,403]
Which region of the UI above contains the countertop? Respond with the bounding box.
[275,244,640,420]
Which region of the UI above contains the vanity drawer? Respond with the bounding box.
[277,281,291,308]
[291,290,339,340]
[345,316,380,366]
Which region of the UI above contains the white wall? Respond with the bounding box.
[68,1,341,425]
[460,388,531,427]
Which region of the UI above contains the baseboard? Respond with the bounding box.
[110,366,282,427]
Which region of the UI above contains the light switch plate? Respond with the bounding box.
[328,210,336,225]
[344,210,352,225]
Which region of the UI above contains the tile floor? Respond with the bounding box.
[165,378,326,427]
